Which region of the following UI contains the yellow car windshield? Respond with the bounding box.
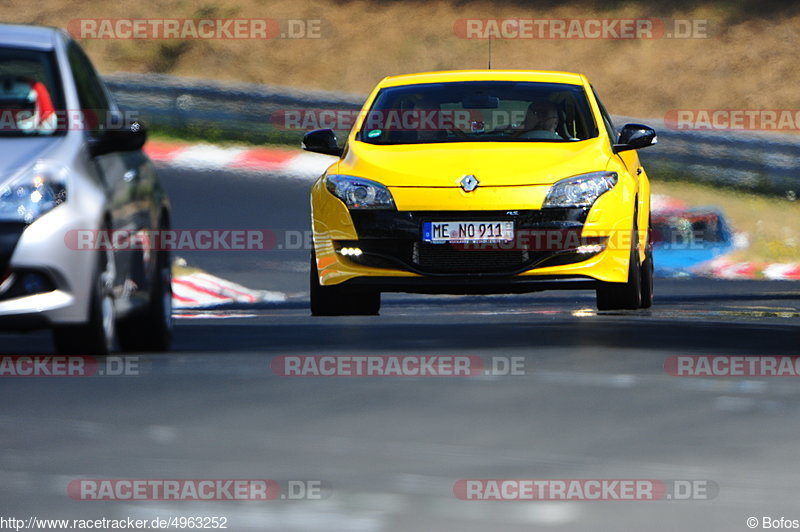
[359,81,598,145]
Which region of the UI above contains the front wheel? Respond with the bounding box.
[310,251,380,316]
[596,223,643,311]
[54,249,116,356]
[639,241,654,309]
[118,248,173,352]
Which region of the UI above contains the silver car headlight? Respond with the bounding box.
[326,174,395,210]
[543,171,618,208]
[0,161,68,223]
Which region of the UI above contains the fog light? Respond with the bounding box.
[339,247,363,257]
[576,244,605,254]
[0,270,55,301]
[22,273,51,294]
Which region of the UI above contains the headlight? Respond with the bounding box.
[543,171,618,208]
[0,161,67,223]
[326,175,395,210]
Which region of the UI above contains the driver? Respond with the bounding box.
[514,101,561,140]
[0,76,57,135]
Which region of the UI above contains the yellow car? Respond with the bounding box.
[304,70,657,315]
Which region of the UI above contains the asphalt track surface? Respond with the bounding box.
[1,167,799,531]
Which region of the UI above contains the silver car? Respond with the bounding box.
[0,24,172,355]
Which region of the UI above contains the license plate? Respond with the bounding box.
[422,221,514,244]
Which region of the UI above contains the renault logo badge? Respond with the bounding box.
[459,174,479,192]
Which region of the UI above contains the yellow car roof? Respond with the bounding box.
[378,70,587,88]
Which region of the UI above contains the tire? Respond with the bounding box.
[639,219,654,309]
[53,247,116,356]
[596,220,642,311]
[310,251,380,316]
[118,247,173,352]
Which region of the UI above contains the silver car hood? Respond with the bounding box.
[0,136,65,181]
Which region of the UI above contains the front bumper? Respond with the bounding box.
[339,208,600,275]
[0,204,102,330]
[312,181,636,289]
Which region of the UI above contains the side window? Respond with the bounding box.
[591,87,617,146]
[66,41,109,135]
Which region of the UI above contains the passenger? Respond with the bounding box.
[414,95,447,142]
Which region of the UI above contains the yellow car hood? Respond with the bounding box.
[340,138,611,187]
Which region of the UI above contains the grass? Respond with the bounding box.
[146,128,298,149]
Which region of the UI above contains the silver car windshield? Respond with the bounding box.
[0,47,65,137]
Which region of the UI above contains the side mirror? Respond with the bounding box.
[302,128,343,157]
[613,123,657,153]
[88,120,148,157]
